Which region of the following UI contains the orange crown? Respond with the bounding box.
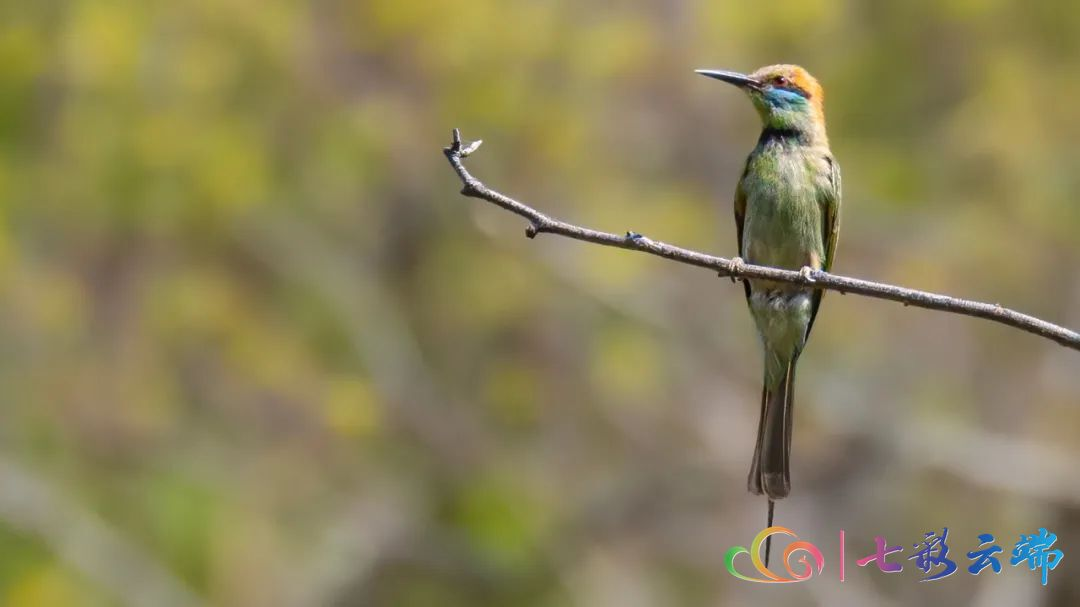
[750,64,826,124]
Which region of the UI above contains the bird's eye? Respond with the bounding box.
[774,76,789,86]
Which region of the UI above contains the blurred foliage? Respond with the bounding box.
[0,1,1077,606]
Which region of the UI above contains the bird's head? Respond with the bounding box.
[696,64,826,140]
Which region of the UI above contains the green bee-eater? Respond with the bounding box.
[696,65,841,508]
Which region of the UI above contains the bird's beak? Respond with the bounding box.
[695,69,761,90]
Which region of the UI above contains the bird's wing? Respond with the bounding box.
[806,154,841,337]
[734,172,751,301]
[821,155,842,273]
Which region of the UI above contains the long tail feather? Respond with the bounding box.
[747,384,769,495]
[747,354,799,565]
[759,359,796,499]
[750,358,798,569]
[765,499,775,567]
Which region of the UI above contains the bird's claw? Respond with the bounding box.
[725,256,746,282]
[799,266,816,282]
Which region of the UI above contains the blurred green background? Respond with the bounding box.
[0,1,1078,606]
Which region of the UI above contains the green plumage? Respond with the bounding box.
[738,131,840,499]
[700,64,841,501]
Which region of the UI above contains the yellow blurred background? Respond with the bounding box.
[0,1,1078,605]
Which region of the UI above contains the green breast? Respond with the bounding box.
[739,140,829,271]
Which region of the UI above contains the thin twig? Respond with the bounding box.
[443,129,1080,352]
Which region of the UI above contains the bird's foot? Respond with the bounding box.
[725,256,746,283]
[799,266,816,283]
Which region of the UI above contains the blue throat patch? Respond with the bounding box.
[765,87,810,109]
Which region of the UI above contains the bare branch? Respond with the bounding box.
[443,129,1080,352]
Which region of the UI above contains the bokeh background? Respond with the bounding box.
[0,1,1078,606]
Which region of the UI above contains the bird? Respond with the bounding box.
[695,65,840,563]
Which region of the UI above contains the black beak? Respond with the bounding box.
[695,69,761,90]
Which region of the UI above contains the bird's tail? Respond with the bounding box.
[748,357,796,568]
[747,357,797,500]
